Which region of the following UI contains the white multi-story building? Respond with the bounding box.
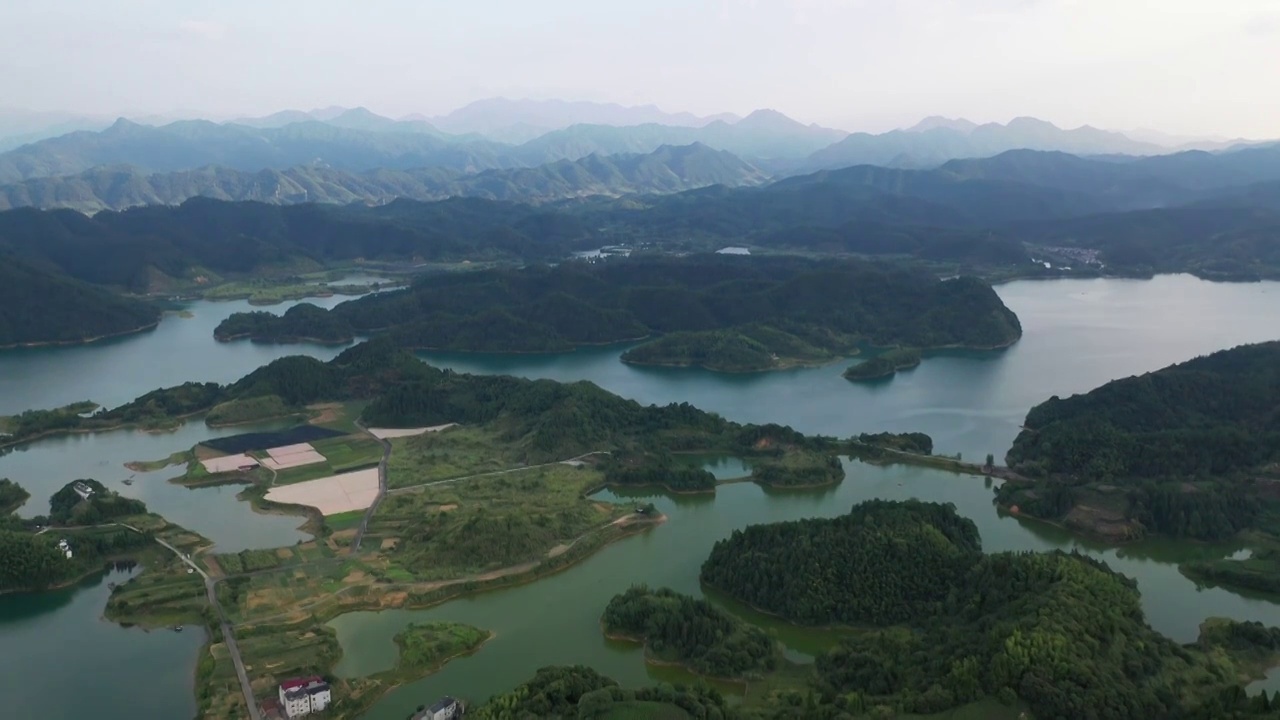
[411,696,461,720]
[277,676,332,718]
[307,681,331,712]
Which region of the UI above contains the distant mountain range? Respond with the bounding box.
[0,143,767,212]
[803,117,1182,171]
[4,139,1279,218]
[422,98,742,144]
[10,105,1265,188]
[2,101,1277,218]
[0,108,844,185]
[3,142,1279,301]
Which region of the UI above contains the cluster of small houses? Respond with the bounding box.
[261,676,461,719]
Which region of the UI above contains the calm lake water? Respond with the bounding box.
[1,274,1279,718]
[0,565,205,719]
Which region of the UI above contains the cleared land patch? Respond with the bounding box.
[368,424,456,440]
[265,468,380,515]
[261,442,328,470]
[200,453,259,474]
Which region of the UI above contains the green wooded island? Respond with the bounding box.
[843,347,923,381]
[601,585,780,680]
[213,256,1023,373]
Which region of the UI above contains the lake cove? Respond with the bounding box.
[0,294,354,416]
[418,275,1280,463]
[0,274,1279,718]
[0,418,310,552]
[343,458,1280,719]
[0,565,206,719]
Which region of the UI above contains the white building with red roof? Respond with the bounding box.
[277,676,331,718]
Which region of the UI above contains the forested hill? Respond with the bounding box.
[1007,341,1280,480]
[0,198,582,291]
[0,257,160,346]
[214,256,1023,357]
[996,342,1280,542]
[699,499,1280,720]
[3,144,1280,293]
[701,500,983,625]
[0,143,768,213]
[5,338,821,466]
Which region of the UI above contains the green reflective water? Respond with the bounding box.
[0,565,206,718]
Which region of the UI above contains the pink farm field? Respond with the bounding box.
[263,467,380,515]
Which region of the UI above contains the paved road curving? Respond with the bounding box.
[351,420,391,553]
[124,525,264,720]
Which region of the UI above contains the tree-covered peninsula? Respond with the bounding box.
[0,479,155,593]
[701,500,1280,720]
[4,339,844,475]
[0,256,160,347]
[998,341,1280,542]
[602,585,778,679]
[213,256,1023,370]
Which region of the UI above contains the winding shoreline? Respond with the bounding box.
[0,320,160,351]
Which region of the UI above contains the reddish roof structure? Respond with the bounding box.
[279,675,323,691]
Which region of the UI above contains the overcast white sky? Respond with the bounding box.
[2,0,1277,136]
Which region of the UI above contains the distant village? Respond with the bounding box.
[260,675,462,719]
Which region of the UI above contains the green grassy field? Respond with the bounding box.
[105,554,209,628]
[206,395,298,427]
[369,464,629,580]
[324,509,366,533]
[201,274,400,306]
[214,541,336,576]
[386,425,522,488]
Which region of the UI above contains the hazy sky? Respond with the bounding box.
[2,0,1277,137]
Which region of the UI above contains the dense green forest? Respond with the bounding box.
[853,432,934,455]
[212,303,355,344]
[0,479,153,593]
[620,324,854,372]
[471,665,731,720]
[1000,341,1280,541]
[5,339,832,469]
[0,256,159,346]
[602,586,778,678]
[48,479,147,526]
[602,454,718,493]
[842,347,922,381]
[216,256,1023,358]
[0,197,581,291]
[700,500,1280,720]
[701,500,982,625]
[749,450,845,488]
[0,526,155,593]
[0,479,28,515]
